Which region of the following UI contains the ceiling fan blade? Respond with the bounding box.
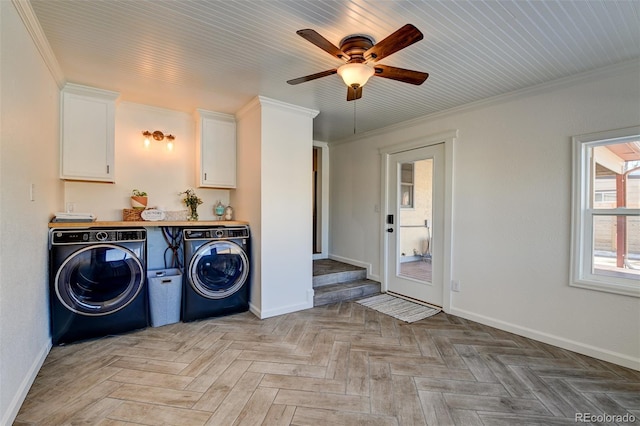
[347,86,362,101]
[364,24,423,63]
[287,69,338,85]
[296,29,350,61]
[373,64,429,85]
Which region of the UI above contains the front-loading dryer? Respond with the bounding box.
[49,228,148,344]
[182,226,250,322]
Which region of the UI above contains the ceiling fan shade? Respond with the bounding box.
[337,63,375,88]
[287,24,428,101]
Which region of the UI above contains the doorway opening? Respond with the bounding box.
[380,130,456,312]
[313,146,321,254]
[386,144,444,306]
[313,143,329,259]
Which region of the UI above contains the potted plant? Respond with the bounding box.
[180,189,203,221]
[131,189,148,210]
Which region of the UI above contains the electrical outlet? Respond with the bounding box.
[451,280,460,292]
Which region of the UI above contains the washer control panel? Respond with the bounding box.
[183,226,249,241]
[51,228,146,245]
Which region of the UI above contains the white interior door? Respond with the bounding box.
[386,143,444,306]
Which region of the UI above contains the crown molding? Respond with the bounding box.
[332,58,640,146]
[236,95,319,121]
[12,0,65,88]
[256,96,320,118]
[196,108,235,122]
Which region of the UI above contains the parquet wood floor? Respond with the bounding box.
[14,302,640,425]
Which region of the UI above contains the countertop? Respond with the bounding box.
[48,220,249,228]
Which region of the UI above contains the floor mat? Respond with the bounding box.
[356,293,441,323]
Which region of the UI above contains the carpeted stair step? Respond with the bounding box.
[313,279,381,307]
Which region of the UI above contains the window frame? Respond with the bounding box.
[571,126,640,297]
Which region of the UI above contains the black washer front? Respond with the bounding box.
[49,228,148,344]
[55,244,144,316]
[188,240,249,299]
[182,226,250,322]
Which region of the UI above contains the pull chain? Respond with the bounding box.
[353,99,357,134]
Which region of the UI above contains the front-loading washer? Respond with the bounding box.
[49,228,148,344]
[182,226,250,322]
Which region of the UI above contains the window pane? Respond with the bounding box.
[400,163,414,208]
[630,172,640,208]
[593,215,640,280]
[593,143,640,209]
[399,158,433,282]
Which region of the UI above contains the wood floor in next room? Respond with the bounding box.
[15,301,640,425]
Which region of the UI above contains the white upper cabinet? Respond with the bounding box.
[60,84,119,182]
[196,109,236,189]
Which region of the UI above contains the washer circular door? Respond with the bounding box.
[55,244,144,316]
[188,240,249,299]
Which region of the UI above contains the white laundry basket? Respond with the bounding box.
[147,268,182,327]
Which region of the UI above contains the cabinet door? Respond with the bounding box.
[198,112,236,188]
[60,85,117,182]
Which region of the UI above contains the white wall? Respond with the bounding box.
[234,100,263,313]
[329,61,640,369]
[65,102,230,221]
[0,2,63,423]
[234,97,318,318]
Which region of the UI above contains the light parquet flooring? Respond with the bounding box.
[15,302,640,425]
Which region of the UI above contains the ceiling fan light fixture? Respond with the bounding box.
[337,63,374,88]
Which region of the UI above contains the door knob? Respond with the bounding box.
[386,228,394,233]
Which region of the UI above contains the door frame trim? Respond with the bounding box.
[379,130,457,313]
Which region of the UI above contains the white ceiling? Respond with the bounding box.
[29,0,640,142]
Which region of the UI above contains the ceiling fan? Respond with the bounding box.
[287,24,429,101]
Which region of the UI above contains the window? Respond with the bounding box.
[571,126,640,297]
[400,163,414,208]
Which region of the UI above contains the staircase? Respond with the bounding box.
[313,259,381,306]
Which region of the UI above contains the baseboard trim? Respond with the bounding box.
[256,300,313,319]
[328,254,380,282]
[3,339,51,425]
[248,302,261,318]
[449,307,640,371]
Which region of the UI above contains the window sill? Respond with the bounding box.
[570,278,640,298]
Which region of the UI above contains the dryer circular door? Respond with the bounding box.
[55,244,145,316]
[188,240,249,299]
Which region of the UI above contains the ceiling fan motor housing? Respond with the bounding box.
[339,35,375,63]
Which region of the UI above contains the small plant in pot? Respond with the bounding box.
[131,189,148,210]
[180,189,203,221]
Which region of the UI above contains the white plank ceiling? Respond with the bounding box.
[29,0,640,142]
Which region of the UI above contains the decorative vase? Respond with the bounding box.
[187,204,199,221]
[214,201,225,220]
[131,196,148,210]
[224,206,234,221]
